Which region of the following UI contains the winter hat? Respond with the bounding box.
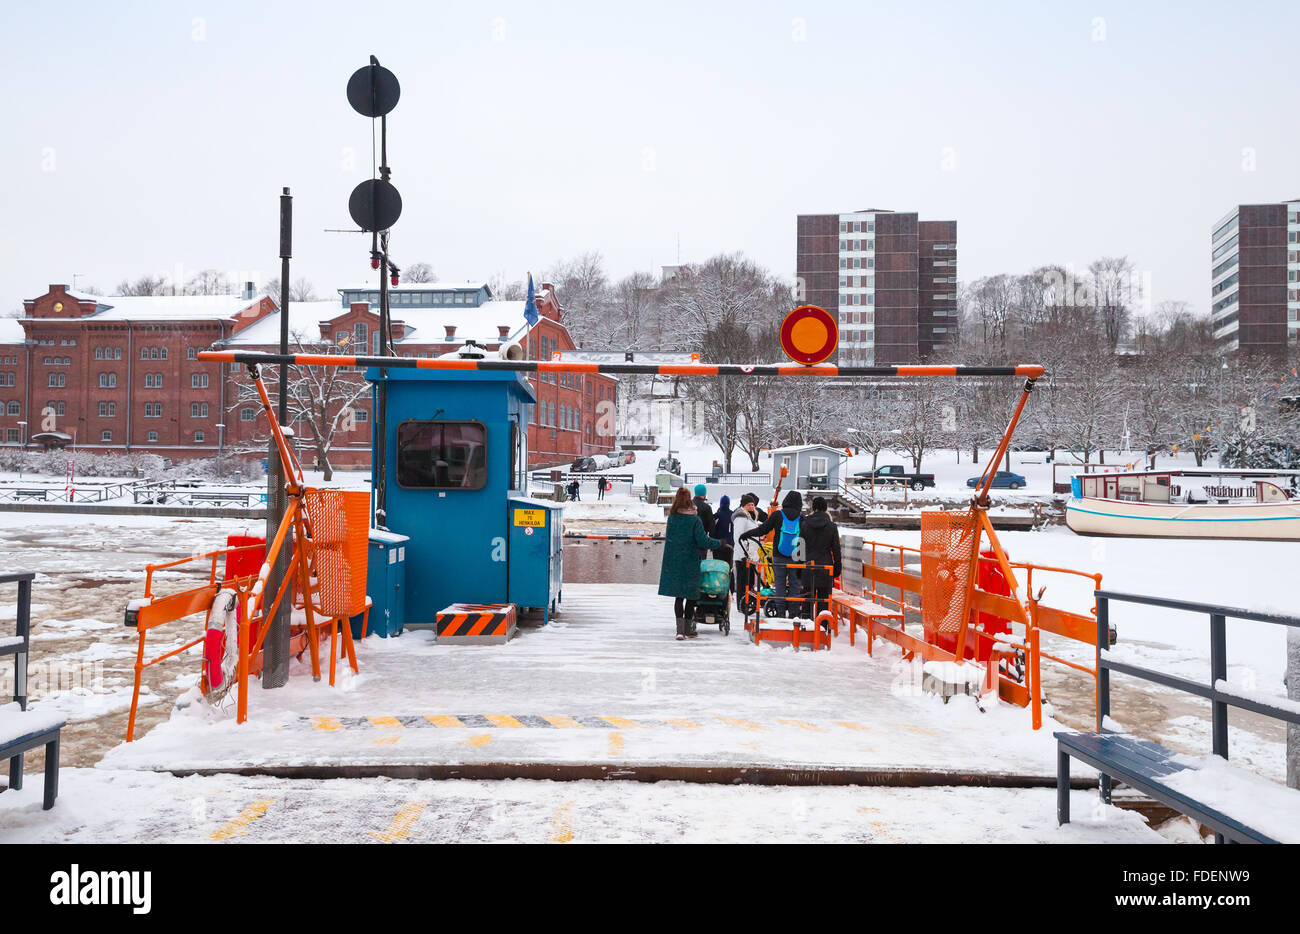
[694,483,707,496]
[781,490,803,519]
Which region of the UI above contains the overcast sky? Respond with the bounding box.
[2,1,1296,318]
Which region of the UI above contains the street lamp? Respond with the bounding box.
[215,423,226,481]
[16,421,26,479]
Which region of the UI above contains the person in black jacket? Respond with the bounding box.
[737,490,803,617]
[800,496,842,621]
[692,483,715,557]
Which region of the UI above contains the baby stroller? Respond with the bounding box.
[694,558,732,636]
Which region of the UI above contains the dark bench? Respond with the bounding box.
[1055,731,1278,844]
[12,489,48,500]
[1056,589,1300,844]
[0,572,65,809]
[2,713,64,810]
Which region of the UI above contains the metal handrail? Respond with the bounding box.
[1095,590,1300,755]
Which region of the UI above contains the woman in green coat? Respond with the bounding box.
[658,486,722,640]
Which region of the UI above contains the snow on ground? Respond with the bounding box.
[0,769,1162,844]
[102,584,1075,776]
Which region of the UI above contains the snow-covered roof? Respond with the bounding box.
[46,293,270,323]
[392,301,531,346]
[223,299,534,349]
[769,444,846,456]
[224,301,344,346]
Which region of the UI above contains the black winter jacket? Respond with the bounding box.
[799,510,842,578]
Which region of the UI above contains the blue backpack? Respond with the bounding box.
[776,514,800,557]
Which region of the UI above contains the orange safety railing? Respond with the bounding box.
[124,360,370,741]
[846,528,1103,730]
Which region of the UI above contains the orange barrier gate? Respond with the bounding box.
[839,519,1105,729]
[124,362,371,741]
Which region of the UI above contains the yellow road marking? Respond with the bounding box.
[367,716,403,729]
[889,723,941,738]
[368,801,427,842]
[549,801,575,843]
[716,717,766,731]
[833,721,872,732]
[607,732,625,755]
[777,718,825,733]
[311,716,342,731]
[372,735,400,746]
[664,718,701,729]
[463,733,493,747]
[426,715,464,728]
[740,741,761,752]
[601,716,641,730]
[210,798,276,841]
[542,715,584,729]
[485,715,524,728]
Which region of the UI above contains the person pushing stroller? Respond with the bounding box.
[737,490,804,618]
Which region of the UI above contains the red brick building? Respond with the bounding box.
[1,282,616,470]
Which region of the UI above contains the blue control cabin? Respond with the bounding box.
[366,365,562,629]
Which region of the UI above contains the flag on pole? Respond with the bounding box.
[523,273,538,327]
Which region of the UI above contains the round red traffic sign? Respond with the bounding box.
[780,305,838,365]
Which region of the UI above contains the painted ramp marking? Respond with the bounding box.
[485,715,525,729]
[211,798,277,841]
[549,801,575,844]
[426,715,464,728]
[310,716,342,731]
[369,801,427,842]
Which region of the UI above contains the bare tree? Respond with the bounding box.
[117,274,170,296]
[487,272,525,301]
[230,331,369,481]
[403,262,437,283]
[544,252,610,348]
[1089,256,1136,351]
[185,269,232,296]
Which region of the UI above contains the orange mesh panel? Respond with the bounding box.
[303,489,370,617]
[919,510,980,636]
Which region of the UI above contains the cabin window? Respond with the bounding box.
[396,420,488,490]
[810,456,828,476]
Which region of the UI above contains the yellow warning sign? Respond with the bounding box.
[514,508,546,527]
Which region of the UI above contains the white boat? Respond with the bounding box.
[1064,469,1300,540]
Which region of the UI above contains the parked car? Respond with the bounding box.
[608,450,636,466]
[851,465,935,491]
[571,456,597,473]
[658,456,682,475]
[967,471,1027,490]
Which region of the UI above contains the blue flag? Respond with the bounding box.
[523,273,538,327]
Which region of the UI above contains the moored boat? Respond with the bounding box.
[1065,469,1300,540]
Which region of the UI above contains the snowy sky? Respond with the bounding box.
[2,0,1296,317]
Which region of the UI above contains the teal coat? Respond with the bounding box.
[658,512,722,600]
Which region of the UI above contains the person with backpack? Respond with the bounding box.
[597,476,610,500]
[566,478,581,502]
[738,490,803,618]
[658,486,723,640]
[800,496,842,621]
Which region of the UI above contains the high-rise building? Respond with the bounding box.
[795,209,957,364]
[1210,199,1300,355]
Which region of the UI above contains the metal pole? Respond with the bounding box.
[1288,625,1299,790]
[263,187,293,690]
[1209,612,1229,759]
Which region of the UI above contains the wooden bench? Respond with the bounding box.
[1,705,65,810]
[831,591,904,646]
[12,489,48,501]
[191,492,252,506]
[1055,731,1289,844]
